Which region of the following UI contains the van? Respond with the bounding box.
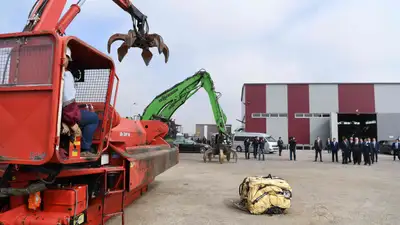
[232,131,278,153]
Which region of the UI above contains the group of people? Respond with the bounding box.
[241,134,400,166]
[243,137,267,160]
[314,136,380,165]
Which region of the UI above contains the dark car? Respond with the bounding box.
[378,140,396,155]
[173,138,210,153]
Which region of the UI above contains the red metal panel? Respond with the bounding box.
[338,84,375,113]
[244,84,266,133]
[287,84,310,144]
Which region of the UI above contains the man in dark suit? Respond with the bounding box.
[391,139,400,161]
[331,137,339,163]
[289,136,297,161]
[277,137,284,156]
[340,137,349,164]
[314,136,323,162]
[244,138,250,159]
[363,138,371,166]
[348,137,354,163]
[370,138,379,163]
[252,137,259,159]
[352,137,362,165]
[326,138,331,153]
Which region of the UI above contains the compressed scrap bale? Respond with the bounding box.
[238,175,292,215]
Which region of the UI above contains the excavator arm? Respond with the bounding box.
[23,0,169,65]
[141,69,228,136]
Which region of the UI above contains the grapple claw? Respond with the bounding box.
[141,48,153,66]
[117,42,129,62]
[145,33,170,64]
[106,29,169,65]
[107,30,138,62]
[107,33,128,54]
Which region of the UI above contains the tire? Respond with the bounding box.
[236,146,243,152]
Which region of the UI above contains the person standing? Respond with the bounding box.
[352,137,362,165]
[331,137,339,163]
[371,138,379,163]
[289,137,297,161]
[277,137,284,156]
[360,138,365,162]
[391,139,400,161]
[341,137,349,164]
[348,137,354,163]
[363,138,371,166]
[314,136,323,162]
[326,138,331,153]
[252,137,259,159]
[258,137,265,161]
[244,138,250,159]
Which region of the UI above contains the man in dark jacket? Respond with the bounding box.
[252,137,259,159]
[340,137,349,164]
[277,137,284,156]
[289,137,297,161]
[352,137,362,165]
[258,137,265,161]
[244,138,250,159]
[331,137,339,163]
[370,138,379,163]
[348,137,354,163]
[314,136,323,162]
[326,138,331,153]
[391,139,400,161]
[363,138,371,166]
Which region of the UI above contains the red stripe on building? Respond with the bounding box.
[287,84,310,144]
[338,84,375,113]
[244,84,266,133]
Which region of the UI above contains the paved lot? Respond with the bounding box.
[109,151,400,225]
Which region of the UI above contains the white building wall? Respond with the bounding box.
[266,85,289,143]
[309,84,339,144]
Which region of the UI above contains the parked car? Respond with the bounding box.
[173,138,210,153]
[378,140,395,155]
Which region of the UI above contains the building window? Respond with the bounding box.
[304,113,313,118]
[251,113,289,118]
[278,113,288,117]
[251,113,261,118]
[295,112,332,118]
[270,113,278,117]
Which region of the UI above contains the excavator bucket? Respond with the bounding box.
[107,29,169,66]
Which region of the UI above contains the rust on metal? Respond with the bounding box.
[107,30,169,66]
[0,156,16,161]
[29,152,47,161]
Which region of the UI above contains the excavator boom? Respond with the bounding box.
[24,0,169,65]
[142,69,228,136]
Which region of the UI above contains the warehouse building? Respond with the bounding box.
[195,124,232,140]
[241,83,400,146]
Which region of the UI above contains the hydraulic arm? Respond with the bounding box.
[23,0,169,65]
[141,69,228,137]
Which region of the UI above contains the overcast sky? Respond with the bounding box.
[1,0,399,134]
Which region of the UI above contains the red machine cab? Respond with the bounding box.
[0,31,117,165]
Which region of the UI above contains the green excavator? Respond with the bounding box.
[141,69,237,163]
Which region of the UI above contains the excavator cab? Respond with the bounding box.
[0,31,118,165]
[58,37,119,163]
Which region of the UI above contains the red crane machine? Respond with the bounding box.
[0,0,177,224]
